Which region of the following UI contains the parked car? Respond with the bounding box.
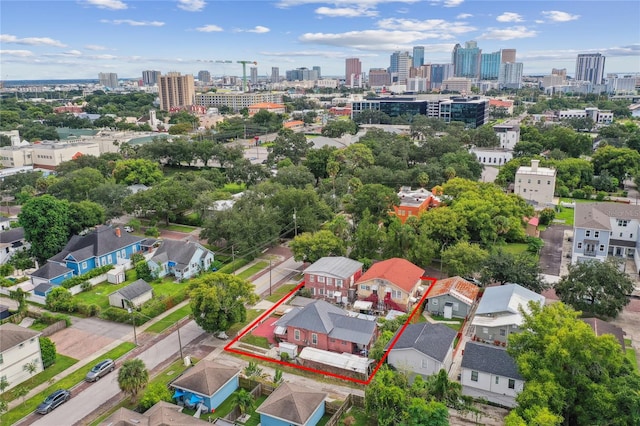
[36,389,70,414]
[123,226,134,233]
[85,359,115,382]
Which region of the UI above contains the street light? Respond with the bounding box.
[127,307,138,345]
[269,259,272,296]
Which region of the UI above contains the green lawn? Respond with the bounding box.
[161,224,197,233]
[626,348,638,371]
[340,406,370,425]
[1,355,78,404]
[74,270,138,309]
[227,309,264,337]
[236,261,269,280]
[501,243,529,255]
[152,279,189,299]
[144,305,192,333]
[223,182,246,194]
[555,206,576,226]
[265,284,298,303]
[240,334,271,349]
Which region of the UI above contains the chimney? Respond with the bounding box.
[115,227,121,238]
[531,159,539,172]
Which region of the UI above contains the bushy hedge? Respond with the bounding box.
[99,292,188,325]
[76,303,101,317]
[34,312,71,327]
[60,265,114,289]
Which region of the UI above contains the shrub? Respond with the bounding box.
[100,307,147,326]
[45,287,76,313]
[39,337,56,368]
[144,227,159,237]
[138,383,172,412]
[538,208,556,226]
[37,312,71,327]
[130,252,145,266]
[572,189,586,199]
[60,265,114,289]
[557,186,570,198]
[595,191,607,201]
[0,263,14,277]
[76,303,101,317]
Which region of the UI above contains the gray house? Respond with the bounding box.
[108,279,153,309]
[425,276,480,319]
[471,284,545,345]
[148,239,214,281]
[386,322,457,378]
[572,202,640,272]
[256,382,327,426]
[461,342,524,408]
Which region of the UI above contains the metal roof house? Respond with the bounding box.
[303,256,363,303]
[108,279,153,309]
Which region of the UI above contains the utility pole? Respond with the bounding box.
[293,209,297,237]
[176,321,183,360]
[127,307,138,345]
[269,259,272,296]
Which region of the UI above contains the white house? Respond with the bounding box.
[108,279,153,309]
[148,239,214,280]
[0,323,43,391]
[386,323,457,378]
[514,159,556,207]
[0,227,29,265]
[461,342,524,408]
[493,124,520,150]
[469,148,513,166]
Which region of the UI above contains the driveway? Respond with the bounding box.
[49,317,132,360]
[539,225,570,276]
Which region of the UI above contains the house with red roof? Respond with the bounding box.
[524,216,539,237]
[425,276,480,319]
[355,258,425,312]
[392,186,441,223]
[248,102,286,116]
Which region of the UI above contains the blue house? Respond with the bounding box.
[30,225,144,286]
[170,360,240,413]
[148,239,214,281]
[256,382,327,426]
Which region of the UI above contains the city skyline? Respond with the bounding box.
[1,0,639,81]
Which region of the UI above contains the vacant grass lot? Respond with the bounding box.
[240,334,271,349]
[228,309,264,337]
[265,284,298,303]
[236,261,269,280]
[144,305,192,334]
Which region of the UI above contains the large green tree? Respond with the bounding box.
[112,158,163,185]
[441,241,489,277]
[267,128,314,165]
[480,249,547,293]
[19,195,70,261]
[289,230,346,263]
[189,273,258,333]
[507,302,640,426]
[555,258,634,318]
[117,359,149,403]
[346,183,399,224]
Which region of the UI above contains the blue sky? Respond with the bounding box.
[1,0,639,80]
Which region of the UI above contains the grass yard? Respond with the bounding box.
[236,261,269,280]
[161,224,197,233]
[223,182,246,194]
[626,348,638,371]
[339,406,371,426]
[240,334,271,349]
[265,284,298,303]
[184,394,268,423]
[73,270,137,309]
[145,305,192,333]
[501,243,530,255]
[152,279,189,299]
[555,206,576,226]
[227,309,264,337]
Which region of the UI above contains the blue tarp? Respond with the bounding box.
[189,394,204,405]
[172,389,184,399]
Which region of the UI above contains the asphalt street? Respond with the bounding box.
[251,256,304,297]
[30,321,205,426]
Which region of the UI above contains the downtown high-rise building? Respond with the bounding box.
[575,53,606,85]
[345,58,362,87]
[98,72,118,89]
[452,41,481,79]
[271,67,280,83]
[313,66,322,79]
[430,64,454,89]
[480,51,501,80]
[250,67,258,84]
[499,62,524,89]
[158,72,195,111]
[142,70,161,86]
[197,70,211,84]
[412,46,425,68]
[500,49,516,63]
[368,68,391,87]
[389,51,411,84]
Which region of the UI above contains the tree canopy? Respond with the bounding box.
[19,195,70,261]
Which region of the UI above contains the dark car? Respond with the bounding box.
[85,359,115,382]
[36,389,70,414]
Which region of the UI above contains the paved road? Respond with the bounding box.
[539,225,569,276]
[251,256,304,297]
[30,321,205,426]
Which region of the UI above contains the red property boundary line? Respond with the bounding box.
[225,277,438,385]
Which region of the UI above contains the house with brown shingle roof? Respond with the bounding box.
[256,382,327,426]
[355,258,425,312]
[170,360,240,413]
[426,276,480,319]
[99,401,212,425]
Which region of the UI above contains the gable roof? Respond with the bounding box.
[304,256,363,279]
[356,258,424,292]
[151,239,211,269]
[171,360,239,397]
[429,276,479,306]
[574,202,640,230]
[31,261,73,279]
[475,284,545,316]
[33,282,53,294]
[99,401,211,426]
[387,323,457,362]
[0,227,25,244]
[256,382,326,426]
[49,225,143,263]
[461,342,523,380]
[110,279,152,301]
[580,318,626,350]
[0,323,41,352]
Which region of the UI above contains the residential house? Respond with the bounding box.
[513,159,556,207]
[256,382,327,426]
[303,256,363,302]
[33,282,54,297]
[425,276,479,319]
[148,239,214,281]
[170,360,240,412]
[0,227,29,265]
[248,102,286,116]
[108,279,153,309]
[524,216,539,237]
[580,318,626,351]
[392,187,440,223]
[356,258,426,312]
[572,202,640,273]
[0,323,43,391]
[30,225,144,286]
[274,300,377,355]
[471,284,545,345]
[461,342,524,408]
[386,323,457,378]
[99,401,211,425]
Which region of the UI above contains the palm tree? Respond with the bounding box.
[23,361,38,384]
[233,389,255,416]
[272,369,283,385]
[117,359,149,403]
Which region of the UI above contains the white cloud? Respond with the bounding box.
[299,29,454,51]
[89,54,118,60]
[277,0,419,8]
[236,26,271,33]
[84,44,108,51]
[479,26,537,40]
[177,0,206,12]
[541,10,580,22]
[456,13,472,19]
[443,0,463,7]
[100,19,165,26]
[84,0,127,10]
[0,50,33,57]
[496,12,523,23]
[535,20,545,24]
[377,18,476,34]
[63,50,83,56]
[0,34,67,47]
[315,6,378,18]
[196,24,223,32]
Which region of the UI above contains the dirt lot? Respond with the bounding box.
[50,317,132,359]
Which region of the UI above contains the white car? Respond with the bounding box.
[124,226,134,233]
